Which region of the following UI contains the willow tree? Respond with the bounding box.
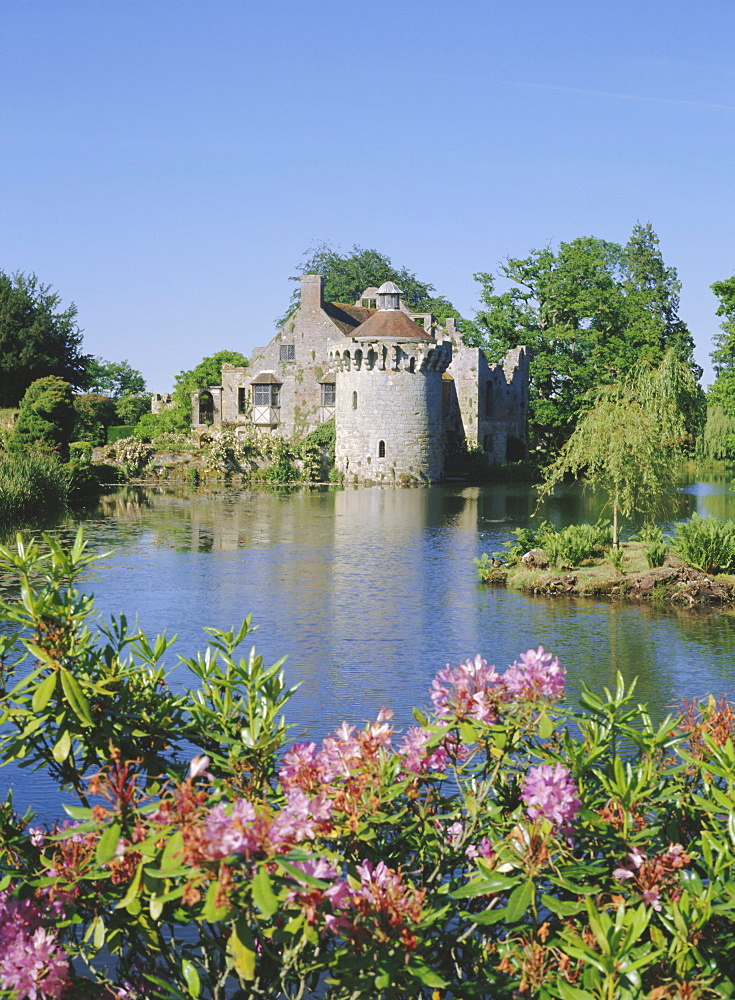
[537,351,696,546]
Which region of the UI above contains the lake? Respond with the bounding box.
[5,473,735,820]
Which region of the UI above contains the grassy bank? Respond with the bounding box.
[0,451,105,528]
[478,540,735,605]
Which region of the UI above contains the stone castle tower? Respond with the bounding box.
[328,281,452,485]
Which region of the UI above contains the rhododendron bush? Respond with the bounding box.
[1,533,735,999]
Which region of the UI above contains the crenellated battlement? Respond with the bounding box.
[329,339,451,375]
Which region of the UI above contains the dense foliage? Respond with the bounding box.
[84,358,147,398]
[7,377,77,462]
[465,225,703,456]
[2,533,735,998]
[136,351,250,440]
[280,244,463,327]
[701,276,735,460]
[537,352,698,546]
[0,272,90,408]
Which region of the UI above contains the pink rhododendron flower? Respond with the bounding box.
[398,727,448,774]
[502,646,565,701]
[0,891,69,999]
[202,799,260,859]
[465,837,493,860]
[430,655,503,723]
[521,763,581,831]
[28,827,44,848]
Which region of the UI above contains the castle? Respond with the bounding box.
[190,274,528,484]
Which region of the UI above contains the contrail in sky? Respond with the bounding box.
[497,78,735,112]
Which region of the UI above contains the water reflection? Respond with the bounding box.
[6,478,735,821]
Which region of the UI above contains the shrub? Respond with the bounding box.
[73,393,117,445]
[636,524,670,568]
[0,451,68,523]
[539,520,612,569]
[8,376,76,461]
[107,424,136,443]
[105,436,154,477]
[3,534,735,996]
[673,514,735,574]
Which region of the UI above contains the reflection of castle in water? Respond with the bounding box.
[79,482,735,735]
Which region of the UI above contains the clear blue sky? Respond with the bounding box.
[2,0,734,391]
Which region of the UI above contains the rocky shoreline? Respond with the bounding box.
[482,554,735,606]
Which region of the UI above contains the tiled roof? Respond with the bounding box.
[250,371,283,384]
[351,309,434,342]
[323,302,374,335]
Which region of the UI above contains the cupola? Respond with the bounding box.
[377,281,402,311]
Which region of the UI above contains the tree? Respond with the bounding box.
[279,243,463,326]
[172,350,249,412]
[466,225,702,458]
[0,271,90,407]
[537,351,696,546]
[73,394,117,445]
[114,392,152,427]
[134,350,250,439]
[84,357,147,397]
[9,376,76,461]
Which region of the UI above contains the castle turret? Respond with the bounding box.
[329,282,451,484]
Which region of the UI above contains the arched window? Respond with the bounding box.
[198,391,214,425]
[352,391,358,410]
[378,440,386,458]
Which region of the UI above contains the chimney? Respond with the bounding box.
[300,274,324,312]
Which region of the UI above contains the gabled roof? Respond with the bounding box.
[351,309,434,342]
[323,302,374,335]
[250,371,283,384]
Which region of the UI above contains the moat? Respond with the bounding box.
[6,473,735,819]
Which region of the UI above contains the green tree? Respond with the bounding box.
[114,391,152,426]
[279,243,462,326]
[9,376,76,461]
[467,225,701,458]
[537,351,695,546]
[134,350,249,438]
[84,357,147,397]
[73,393,117,445]
[0,271,90,407]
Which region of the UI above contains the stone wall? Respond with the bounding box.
[331,341,451,484]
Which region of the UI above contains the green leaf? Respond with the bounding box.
[538,709,554,739]
[93,916,106,949]
[117,860,144,911]
[452,873,519,898]
[505,880,534,922]
[32,671,57,712]
[252,865,279,917]
[52,729,71,763]
[229,917,256,980]
[407,961,448,988]
[181,959,201,999]
[60,669,93,726]
[276,857,329,889]
[541,893,585,917]
[204,880,231,922]
[95,822,122,865]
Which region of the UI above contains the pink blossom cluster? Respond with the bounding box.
[280,711,393,793]
[202,789,334,860]
[502,646,566,702]
[0,890,69,1000]
[430,647,565,724]
[521,763,581,832]
[430,655,502,723]
[397,727,448,774]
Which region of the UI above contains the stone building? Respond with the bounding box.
[190,273,528,483]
